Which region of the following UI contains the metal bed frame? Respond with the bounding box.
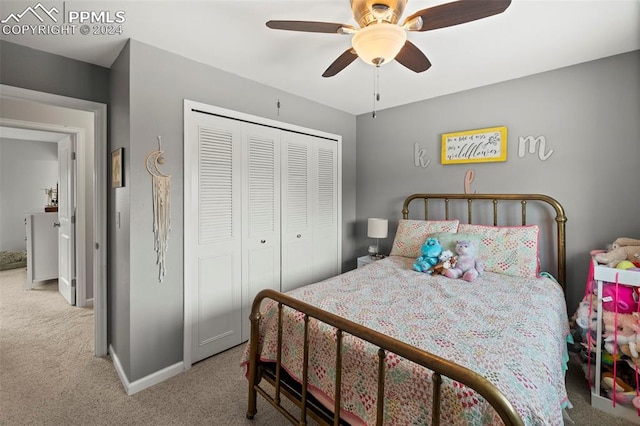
[246,193,567,426]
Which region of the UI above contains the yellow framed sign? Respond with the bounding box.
[441,126,507,164]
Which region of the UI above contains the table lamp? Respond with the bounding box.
[367,218,388,259]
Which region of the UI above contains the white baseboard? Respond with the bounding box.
[108,344,184,395]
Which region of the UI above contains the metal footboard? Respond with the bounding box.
[246,289,524,426]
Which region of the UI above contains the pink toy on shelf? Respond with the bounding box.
[601,282,639,314]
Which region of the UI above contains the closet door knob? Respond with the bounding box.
[260,239,266,244]
[53,222,61,228]
[297,234,302,238]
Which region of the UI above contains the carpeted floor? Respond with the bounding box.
[0,267,637,425]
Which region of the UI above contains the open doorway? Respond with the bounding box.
[1,128,77,306]
[0,84,107,357]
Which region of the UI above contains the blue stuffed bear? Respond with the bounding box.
[413,238,443,273]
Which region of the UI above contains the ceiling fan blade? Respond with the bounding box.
[322,48,358,77]
[403,0,511,32]
[266,20,355,34]
[394,41,432,73]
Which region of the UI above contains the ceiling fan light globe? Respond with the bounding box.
[352,23,407,66]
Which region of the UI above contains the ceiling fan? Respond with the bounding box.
[266,0,512,77]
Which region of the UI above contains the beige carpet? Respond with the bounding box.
[0,267,636,425]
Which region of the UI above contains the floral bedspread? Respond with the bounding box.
[240,256,570,425]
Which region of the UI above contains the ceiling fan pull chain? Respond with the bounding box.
[376,65,381,102]
[372,65,381,118]
[372,66,376,118]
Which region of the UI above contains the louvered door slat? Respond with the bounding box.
[248,135,276,236]
[317,147,336,227]
[286,143,309,230]
[199,127,234,242]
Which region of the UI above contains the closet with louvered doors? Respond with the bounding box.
[184,101,341,365]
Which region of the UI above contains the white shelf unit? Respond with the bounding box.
[591,258,640,423]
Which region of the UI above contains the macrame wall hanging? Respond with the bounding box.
[146,136,172,283]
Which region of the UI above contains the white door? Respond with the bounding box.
[57,136,76,305]
[312,138,339,283]
[241,124,281,340]
[281,132,313,293]
[186,112,242,364]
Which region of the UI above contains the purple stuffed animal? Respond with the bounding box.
[444,240,484,282]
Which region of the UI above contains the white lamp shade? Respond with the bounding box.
[352,23,407,66]
[367,218,388,238]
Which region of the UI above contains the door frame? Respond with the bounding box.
[0,84,108,357]
[3,120,83,302]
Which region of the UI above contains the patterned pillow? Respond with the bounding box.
[457,224,540,278]
[390,219,459,258]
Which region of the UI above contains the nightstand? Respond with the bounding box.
[357,255,384,269]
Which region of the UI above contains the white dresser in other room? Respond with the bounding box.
[25,212,58,289]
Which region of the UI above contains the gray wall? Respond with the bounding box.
[0,138,58,251]
[355,50,640,312]
[111,39,357,382]
[0,41,110,104]
[108,41,131,377]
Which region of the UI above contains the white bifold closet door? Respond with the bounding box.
[281,132,313,293]
[240,123,281,340]
[281,133,339,293]
[311,138,339,284]
[187,113,281,363]
[188,114,243,364]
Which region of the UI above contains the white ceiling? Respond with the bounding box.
[1,0,638,115]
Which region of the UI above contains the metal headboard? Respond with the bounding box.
[402,193,567,291]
